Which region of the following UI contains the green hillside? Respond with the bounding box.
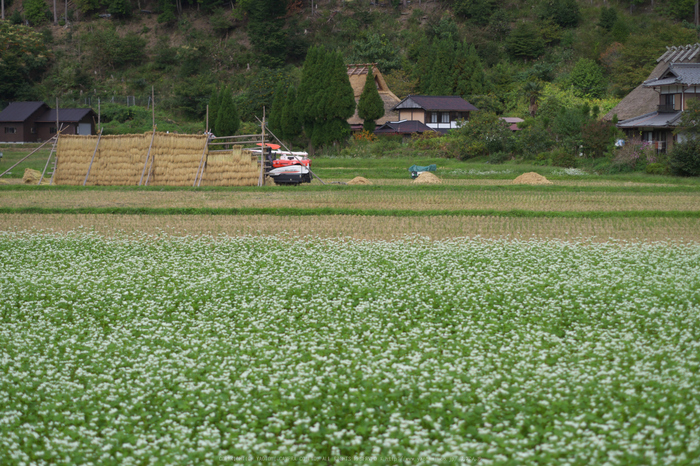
[2,0,700,171]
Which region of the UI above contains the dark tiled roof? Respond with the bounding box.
[644,63,700,87]
[0,102,49,122]
[35,108,95,123]
[374,120,436,134]
[617,111,683,129]
[394,95,479,112]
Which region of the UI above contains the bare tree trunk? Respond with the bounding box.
[54,0,58,24]
[2,0,4,20]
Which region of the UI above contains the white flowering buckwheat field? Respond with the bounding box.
[1,232,699,465]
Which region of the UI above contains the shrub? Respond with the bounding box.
[551,147,578,167]
[354,131,377,143]
[669,138,700,176]
[645,163,668,175]
[613,137,657,171]
[23,0,50,25]
[488,151,511,164]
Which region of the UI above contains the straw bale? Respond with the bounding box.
[347,176,373,185]
[512,172,553,185]
[23,168,42,184]
[413,172,441,184]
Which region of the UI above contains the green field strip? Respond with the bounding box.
[2,184,700,194]
[2,206,700,218]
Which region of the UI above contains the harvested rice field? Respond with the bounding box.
[2,213,700,243]
[1,186,699,212]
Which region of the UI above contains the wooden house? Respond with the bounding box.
[393,95,478,133]
[0,102,96,143]
[347,64,402,131]
[608,44,700,153]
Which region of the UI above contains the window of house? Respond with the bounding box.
[665,94,675,108]
[441,112,450,123]
[4,127,17,134]
[31,127,36,134]
[430,112,438,123]
[50,127,57,134]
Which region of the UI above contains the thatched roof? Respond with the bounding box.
[604,43,700,121]
[347,63,401,126]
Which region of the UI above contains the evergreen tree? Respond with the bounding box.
[297,46,324,147]
[598,6,617,31]
[452,42,488,97]
[540,0,580,28]
[298,47,355,150]
[506,22,545,59]
[208,88,221,134]
[425,39,454,95]
[215,87,240,136]
[269,81,287,137]
[281,85,302,141]
[108,0,131,19]
[243,0,288,67]
[314,50,355,147]
[411,37,434,94]
[358,66,385,133]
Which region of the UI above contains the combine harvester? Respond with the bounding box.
[251,143,313,186]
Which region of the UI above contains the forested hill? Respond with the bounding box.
[2,0,699,132]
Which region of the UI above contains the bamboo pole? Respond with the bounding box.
[258,107,266,187]
[140,127,157,186]
[194,137,208,187]
[152,86,155,128]
[206,104,209,133]
[144,132,157,186]
[0,137,56,178]
[83,129,103,186]
[38,130,60,185]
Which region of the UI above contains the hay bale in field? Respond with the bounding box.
[23,168,42,184]
[512,172,553,185]
[347,176,372,185]
[413,172,441,184]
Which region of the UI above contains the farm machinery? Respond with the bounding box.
[252,144,313,186]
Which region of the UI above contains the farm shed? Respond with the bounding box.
[0,102,96,143]
[54,132,259,186]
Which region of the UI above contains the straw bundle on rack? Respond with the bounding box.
[55,135,100,185]
[54,133,258,186]
[201,145,259,187]
[148,133,206,186]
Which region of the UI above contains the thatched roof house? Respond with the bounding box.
[347,63,401,130]
[604,44,700,121]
